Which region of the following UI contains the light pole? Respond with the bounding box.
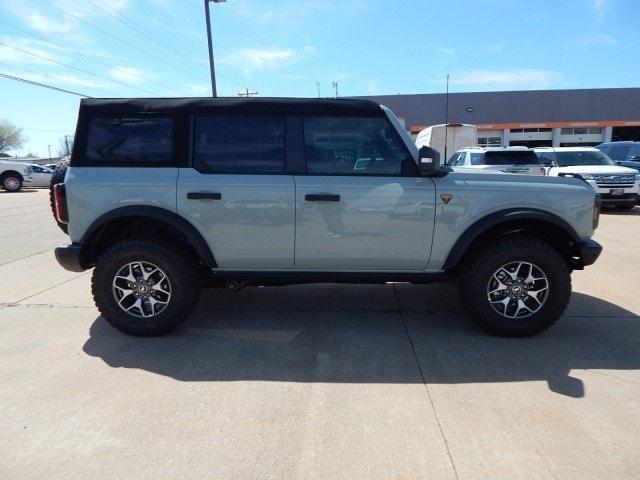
[204,0,226,97]
[47,145,52,161]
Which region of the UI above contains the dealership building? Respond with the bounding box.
[360,87,640,148]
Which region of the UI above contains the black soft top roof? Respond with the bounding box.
[79,97,383,116]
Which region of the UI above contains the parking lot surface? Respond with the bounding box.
[1,188,639,479]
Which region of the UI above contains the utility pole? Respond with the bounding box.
[64,135,71,156]
[316,81,321,98]
[444,74,450,163]
[332,81,339,98]
[204,0,226,97]
[237,88,258,97]
[47,145,52,161]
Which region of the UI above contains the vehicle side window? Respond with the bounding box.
[446,153,460,166]
[470,153,484,165]
[31,165,44,173]
[536,152,555,165]
[303,116,408,175]
[608,145,631,161]
[85,117,174,163]
[193,116,285,174]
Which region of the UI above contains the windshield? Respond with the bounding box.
[555,150,615,166]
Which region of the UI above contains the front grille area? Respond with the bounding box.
[593,174,635,188]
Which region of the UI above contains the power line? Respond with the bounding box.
[87,0,248,90]
[0,18,185,95]
[0,41,161,96]
[0,72,91,97]
[0,60,115,96]
[39,0,207,83]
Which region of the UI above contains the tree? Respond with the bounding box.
[0,120,24,154]
[58,135,74,156]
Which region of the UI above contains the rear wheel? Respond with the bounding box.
[1,173,22,192]
[457,235,571,337]
[92,239,201,336]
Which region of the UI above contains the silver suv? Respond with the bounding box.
[52,98,602,338]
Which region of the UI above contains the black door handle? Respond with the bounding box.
[305,193,340,202]
[187,192,222,200]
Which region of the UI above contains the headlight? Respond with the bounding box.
[581,173,594,180]
[635,173,640,181]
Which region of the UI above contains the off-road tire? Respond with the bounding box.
[457,235,571,337]
[92,239,201,336]
[49,160,69,233]
[1,172,23,192]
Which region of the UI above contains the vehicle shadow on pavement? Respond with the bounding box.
[83,287,639,398]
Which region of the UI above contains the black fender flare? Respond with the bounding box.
[80,205,216,268]
[442,208,581,270]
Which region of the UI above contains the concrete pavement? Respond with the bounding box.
[1,189,639,479]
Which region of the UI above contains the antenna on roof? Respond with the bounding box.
[444,74,450,163]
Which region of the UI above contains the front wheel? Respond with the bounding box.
[2,174,22,192]
[92,239,201,336]
[457,235,571,337]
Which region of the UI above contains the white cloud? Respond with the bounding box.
[27,12,73,33]
[449,69,562,90]
[437,47,455,56]
[108,66,149,85]
[592,0,607,11]
[575,33,617,46]
[221,46,314,73]
[189,83,210,95]
[483,42,506,53]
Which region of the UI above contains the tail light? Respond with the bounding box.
[540,167,546,176]
[53,183,68,224]
[593,194,601,229]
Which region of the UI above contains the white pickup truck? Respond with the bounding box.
[0,160,34,192]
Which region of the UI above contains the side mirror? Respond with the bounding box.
[417,146,441,173]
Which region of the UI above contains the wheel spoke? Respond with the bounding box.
[486,260,549,320]
[112,261,172,319]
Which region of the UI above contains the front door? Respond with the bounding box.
[177,115,295,270]
[294,116,435,271]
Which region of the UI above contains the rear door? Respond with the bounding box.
[177,115,295,270]
[293,116,435,271]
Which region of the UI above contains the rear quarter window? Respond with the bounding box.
[84,117,174,164]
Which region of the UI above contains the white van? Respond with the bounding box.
[415,123,477,163]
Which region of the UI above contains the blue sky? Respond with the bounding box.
[0,0,638,156]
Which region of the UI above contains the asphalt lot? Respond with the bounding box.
[1,188,639,480]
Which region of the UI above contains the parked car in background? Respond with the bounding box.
[27,164,54,187]
[596,141,640,172]
[535,147,639,209]
[446,147,546,175]
[44,163,58,170]
[0,160,34,192]
[415,123,477,163]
